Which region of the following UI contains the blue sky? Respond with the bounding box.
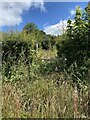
[0,2,88,35]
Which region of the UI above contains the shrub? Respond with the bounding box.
[2,35,34,79]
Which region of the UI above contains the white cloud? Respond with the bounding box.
[0,0,45,26]
[44,20,67,36]
[70,10,75,16]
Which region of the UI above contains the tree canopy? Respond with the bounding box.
[23,22,38,34]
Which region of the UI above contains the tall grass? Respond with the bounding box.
[1,45,89,118]
[2,58,90,118]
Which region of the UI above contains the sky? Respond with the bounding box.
[0,1,88,36]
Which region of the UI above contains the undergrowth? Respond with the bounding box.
[2,55,90,118]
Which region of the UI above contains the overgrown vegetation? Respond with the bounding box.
[1,2,90,119]
[57,4,90,83]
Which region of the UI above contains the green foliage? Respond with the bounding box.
[23,22,38,34]
[41,35,50,50]
[2,32,34,79]
[23,23,55,50]
[2,3,90,118]
[57,4,90,81]
[2,23,55,79]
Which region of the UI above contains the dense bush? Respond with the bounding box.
[2,33,34,78]
[41,36,50,50]
[2,40,32,63]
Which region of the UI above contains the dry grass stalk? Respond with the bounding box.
[73,85,79,118]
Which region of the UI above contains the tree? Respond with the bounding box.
[57,3,90,80]
[23,23,38,34]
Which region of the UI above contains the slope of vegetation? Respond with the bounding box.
[1,2,90,119]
